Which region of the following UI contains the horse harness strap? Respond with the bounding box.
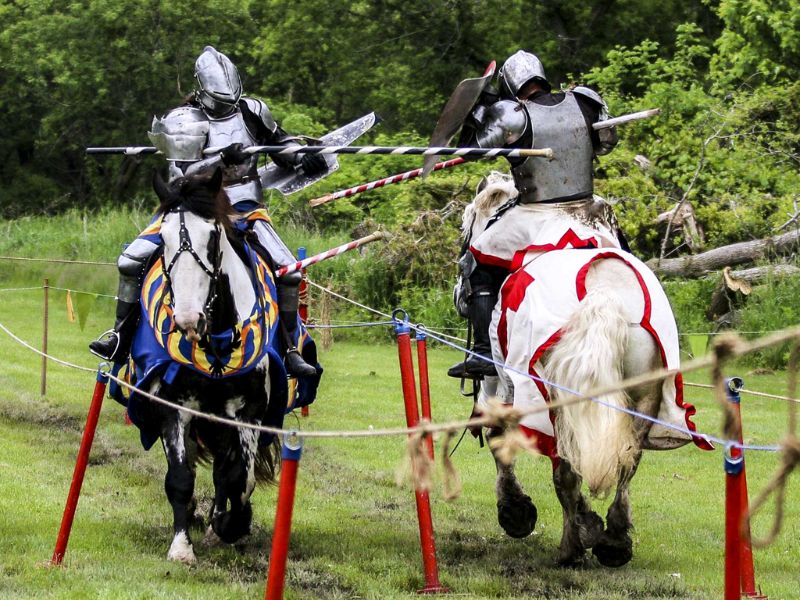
[161,208,224,330]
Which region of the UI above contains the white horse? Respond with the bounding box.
[462,173,706,566]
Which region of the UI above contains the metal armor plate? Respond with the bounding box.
[259,112,377,195]
[475,100,527,149]
[423,61,496,176]
[148,107,209,161]
[512,93,593,203]
[206,108,261,204]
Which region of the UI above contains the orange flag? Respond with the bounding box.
[66,290,76,323]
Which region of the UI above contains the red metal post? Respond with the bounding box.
[51,368,109,565]
[724,377,768,599]
[415,330,434,460]
[394,313,447,594]
[265,434,304,600]
[724,441,744,600]
[41,278,49,396]
[298,247,310,418]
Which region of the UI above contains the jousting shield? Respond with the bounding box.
[259,112,378,195]
[422,61,496,176]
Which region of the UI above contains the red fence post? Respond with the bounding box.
[724,439,744,600]
[415,330,435,460]
[51,366,109,565]
[393,311,447,594]
[724,377,768,599]
[298,247,310,419]
[265,433,304,600]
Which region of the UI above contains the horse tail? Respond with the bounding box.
[545,287,636,497]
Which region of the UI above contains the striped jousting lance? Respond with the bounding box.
[274,231,386,277]
[307,108,662,207]
[85,145,554,158]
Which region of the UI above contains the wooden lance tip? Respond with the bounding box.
[309,194,334,208]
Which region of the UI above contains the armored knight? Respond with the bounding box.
[90,46,326,377]
[448,50,625,379]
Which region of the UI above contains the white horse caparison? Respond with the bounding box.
[464,173,689,567]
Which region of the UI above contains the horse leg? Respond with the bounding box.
[591,339,662,568]
[489,428,538,539]
[553,459,605,566]
[210,426,259,544]
[161,410,198,564]
[592,450,641,567]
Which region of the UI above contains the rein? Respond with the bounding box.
[160,207,224,336]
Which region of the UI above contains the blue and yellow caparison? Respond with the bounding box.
[110,210,320,422]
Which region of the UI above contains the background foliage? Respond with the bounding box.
[2,0,799,361]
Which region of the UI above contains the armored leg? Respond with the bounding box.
[89,238,158,363]
[448,263,505,379]
[251,220,316,377]
[447,288,498,379]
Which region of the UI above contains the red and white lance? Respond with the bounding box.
[275,232,385,277]
[309,158,465,207]
[307,108,661,207]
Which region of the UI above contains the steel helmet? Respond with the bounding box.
[498,50,551,98]
[194,46,242,117]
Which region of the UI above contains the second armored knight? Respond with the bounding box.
[448,50,627,379]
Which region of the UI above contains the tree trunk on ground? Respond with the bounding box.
[648,229,800,278]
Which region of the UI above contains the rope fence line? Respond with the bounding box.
[2,282,799,547]
[0,314,793,452]
[307,279,468,344]
[685,381,800,405]
[1,277,799,426]
[0,255,115,266]
[0,286,47,293]
[0,284,117,299]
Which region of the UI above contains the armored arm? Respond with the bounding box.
[457,100,528,151]
[241,98,326,174]
[573,86,617,155]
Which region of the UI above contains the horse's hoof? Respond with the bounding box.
[201,525,223,547]
[556,549,588,568]
[497,494,537,538]
[592,532,633,568]
[576,511,604,549]
[167,531,196,564]
[212,503,253,544]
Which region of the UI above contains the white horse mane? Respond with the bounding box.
[462,171,518,243]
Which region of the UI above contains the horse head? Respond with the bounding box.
[154,169,234,342]
[462,171,518,246]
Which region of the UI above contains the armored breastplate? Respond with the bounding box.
[512,93,593,204]
[207,111,262,204]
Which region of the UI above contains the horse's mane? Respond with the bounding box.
[156,171,236,231]
[462,171,518,240]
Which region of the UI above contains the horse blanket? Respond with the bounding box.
[109,210,322,449]
[485,247,713,457]
[469,196,623,271]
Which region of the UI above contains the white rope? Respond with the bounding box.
[685,380,800,404]
[0,255,114,266]
[307,279,467,343]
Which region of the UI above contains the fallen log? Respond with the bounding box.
[648,229,800,278]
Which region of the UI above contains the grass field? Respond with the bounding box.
[0,281,798,599]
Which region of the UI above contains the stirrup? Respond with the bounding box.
[89,329,120,361]
[284,347,316,378]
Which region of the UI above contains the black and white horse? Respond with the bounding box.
[129,170,289,563]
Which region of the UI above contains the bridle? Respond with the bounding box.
[161,207,224,337]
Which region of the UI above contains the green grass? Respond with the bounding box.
[0,282,799,599]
